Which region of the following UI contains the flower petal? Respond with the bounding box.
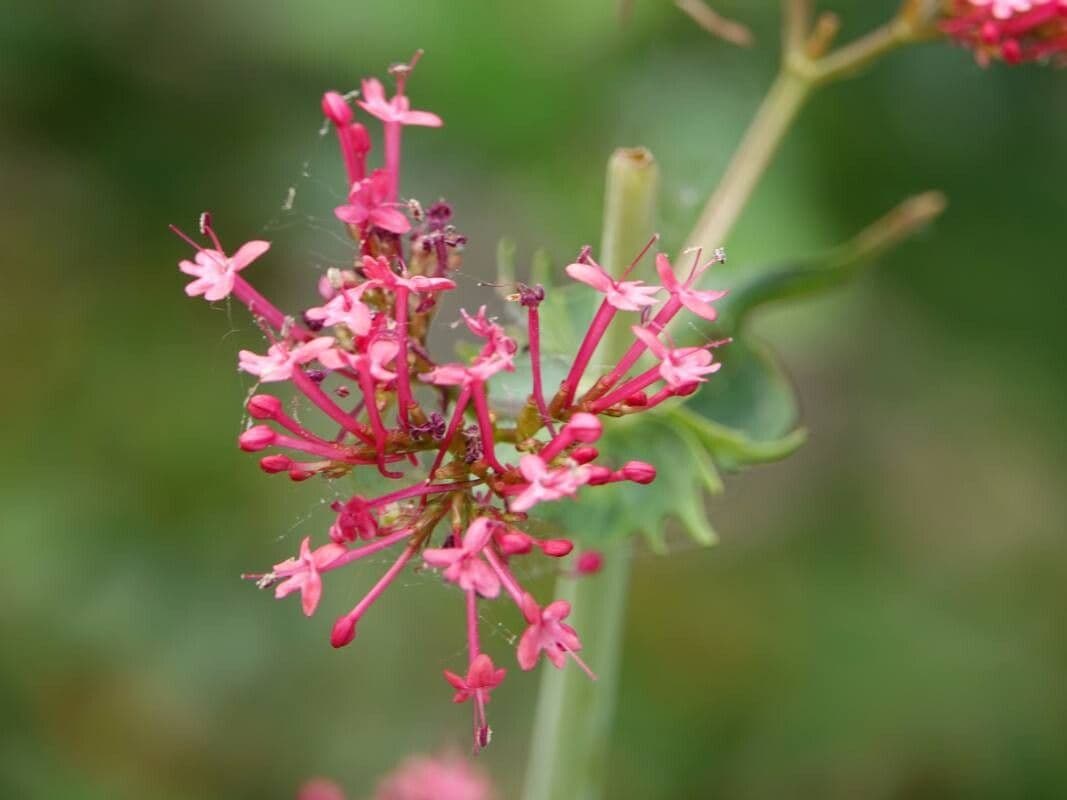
[565,262,613,292]
[230,240,270,270]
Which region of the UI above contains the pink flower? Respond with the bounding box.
[319,338,399,383]
[631,326,721,389]
[972,0,1040,18]
[361,255,456,294]
[179,240,269,301]
[335,170,411,234]
[374,753,495,800]
[423,518,501,597]
[238,337,336,383]
[419,349,515,387]
[510,455,590,513]
[517,594,585,671]
[565,259,660,311]
[298,779,347,800]
[273,537,346,616]
[358,78,443,127]
[305,287,374,337]
[943,0,1067,64]
[443,653,506,704]
[329,496,379,542]
[656,252,727,321]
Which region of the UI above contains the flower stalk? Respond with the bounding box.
[683,0,939,259]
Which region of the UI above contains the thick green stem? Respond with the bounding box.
[520,540,633,800]
[521,148,658,800]
[600,148,661,363]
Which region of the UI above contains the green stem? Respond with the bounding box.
[520,540,633,800]
[683,2,934,258]
[682,68,810,257]
[521,148,658,800]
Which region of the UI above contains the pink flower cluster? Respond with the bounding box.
[943,0,1067,64]
[299,751,496,800]
[174,57,727,750]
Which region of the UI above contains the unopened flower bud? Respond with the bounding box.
[498,530,532,555]
[239,425,276,452]
[321,91,352,125]
[570,445,599,464]
[674,382,699,398]
[541,539,574,557]
[247,394,282,419]
[565,412,602,443]
[576,550,604,575]
[259,454,292,473]
[625,391,648,407]
[349,122,371,154]
[621,460,657,484]
[331,616,357,648]
[586,465,615,486]
[289,469,315,481]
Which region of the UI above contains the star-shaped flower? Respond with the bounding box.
[656,252,727,322]
[179,240,269,302]
[238,337,336,383]
[305,287,374,337]
[272,537,346,616]
[517,594,585,671]
[334,169,411,234]
[565,258,660,311]
[510,455,590,513]
[423,518,501,598]
[631,326,721,389]
[357,78,443,127]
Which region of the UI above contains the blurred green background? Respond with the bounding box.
[3,1,1066,798]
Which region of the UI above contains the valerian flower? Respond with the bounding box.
[173,56,726,749]
[942,0,1067,64]
[179,240,269,301]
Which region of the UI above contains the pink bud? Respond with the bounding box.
[541,539,574,558]
[586,466,615,486]
[498,531,533,555]
[980,21,999,45]
[349,122,371,154]
[565,412,602,443]
[247,394,282,419]
[259,454,292,473]
[321,91,352,125]
[625,390,648,407]
[621,460,657,484]
[239,425,276,452]
[331,616,357,648]
[570,445,599,464]
[289,469,315,482]
[577,550,604,575]
[674,382,699,398]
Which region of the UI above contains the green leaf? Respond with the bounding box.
[536,415,723,549]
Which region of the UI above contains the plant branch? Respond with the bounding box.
[683,1,937,259]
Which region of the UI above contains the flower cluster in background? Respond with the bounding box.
[173,57,727,749]
[943,0,1067,64]
[298,751,495,800]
